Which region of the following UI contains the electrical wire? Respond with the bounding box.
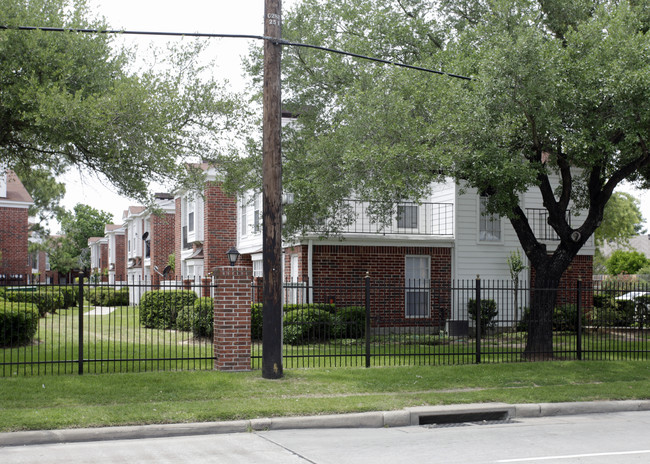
[0,25,473,81]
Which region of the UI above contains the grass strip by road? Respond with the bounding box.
[1,360,649,432]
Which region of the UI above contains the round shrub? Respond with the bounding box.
[87,287,129,307]
[176,298,213,338]
[467,298,498,331]
[553,304,576,331]
[283,308,332,345]
[140,290,197,329]
[46,286,78,309]
[332,306,366,339]
[0,301,39,347]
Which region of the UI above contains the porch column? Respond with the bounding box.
[213,266,252,371]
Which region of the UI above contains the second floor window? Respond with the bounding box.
[479,194,501,242]
[187,198,195,233]
[397,204,418,229]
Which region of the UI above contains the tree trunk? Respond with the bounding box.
[523,271,561,360]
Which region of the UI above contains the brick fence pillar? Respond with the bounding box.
[213,266,252,371]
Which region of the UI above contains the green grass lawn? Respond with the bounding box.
[1,360,649,432]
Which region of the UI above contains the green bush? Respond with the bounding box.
[140,290,197,329]
[4,290,63,317]
[251,304,263,340]
[590,306,621,328]
[86,287,129,307]
[332,306,366,339]
[251,303,338,341]
[176,297,213,338]
[283,308,332,345]
[283,303,335,313]
[635,295,650,328]
[0,300,39,347]
[553,304,575,331]
[467,298,498,332]
[614,300,636,326]
[43,286,78,309]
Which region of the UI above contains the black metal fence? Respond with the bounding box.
[0,276,215,376]
[252,277,650,368]
[2,276,649,376]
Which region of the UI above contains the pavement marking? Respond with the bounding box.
[496,450,650,462]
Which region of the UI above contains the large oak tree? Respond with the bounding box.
[223,0,650,358]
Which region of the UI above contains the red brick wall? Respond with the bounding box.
[284,244,452,327]
[203,182,237,273]
[35,250,59,284]
[151,212,175,285]
[0,206,30,279]
[213,266,252,371]
[114,234,126,281]
[174,198,182,280]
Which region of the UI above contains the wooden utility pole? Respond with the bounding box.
[262,0,283,379]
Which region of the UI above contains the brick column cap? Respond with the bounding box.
[213,266,253,279]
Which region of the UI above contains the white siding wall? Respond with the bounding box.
[453,184,524,283]
[237,192,262,255]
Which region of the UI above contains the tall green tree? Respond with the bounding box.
[595,192,646,246]
[1,0,243,211]
[224,0,650,358]
[59,203,113,257]
[33,203,113,273]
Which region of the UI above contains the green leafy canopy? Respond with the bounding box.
[0,0,246,217]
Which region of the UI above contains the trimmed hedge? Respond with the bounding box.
[140,290,197,329]
[251,303,366,342]
[332,306,366,339]
[43,286,78,309]
[176,297,213,338]
[0,300,39,347]
[284,308,333,345]
[4,290,63,317]
[251,303,339,341]
[86,287,129,307]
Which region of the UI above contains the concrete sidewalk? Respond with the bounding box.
[2,400,650,448]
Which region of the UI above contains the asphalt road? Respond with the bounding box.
[3,410,650,464]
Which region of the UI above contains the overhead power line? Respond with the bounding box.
[0,25,472,81]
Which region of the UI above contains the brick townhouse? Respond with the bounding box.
[0,170,33,284]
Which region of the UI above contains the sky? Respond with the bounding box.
[55,0,650,233]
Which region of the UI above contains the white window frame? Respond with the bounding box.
[478,194,503,243]
[240,195,249,238]
[405,255,431,318]
[252,259,263,278]
[187,196,195,234]
[254,193,262,234]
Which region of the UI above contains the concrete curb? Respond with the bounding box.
[2,400,650,448]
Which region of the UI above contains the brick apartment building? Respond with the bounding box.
[0,171,33,284]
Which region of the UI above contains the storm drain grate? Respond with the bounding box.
[418,410,511,427]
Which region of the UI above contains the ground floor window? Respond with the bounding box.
[405,255,431,318]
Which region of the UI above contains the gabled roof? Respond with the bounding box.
[0,170,33,206]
